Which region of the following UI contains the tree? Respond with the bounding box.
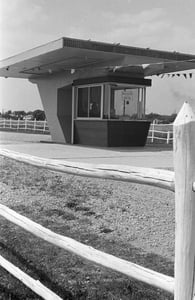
[13,110,26,119]
[2,110,12,119]
[32,110,46,120]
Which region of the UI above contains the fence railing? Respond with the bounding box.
[0,118,50,133]
[147,122,173,144]
[0,102,195,300]
[0,118,173,144]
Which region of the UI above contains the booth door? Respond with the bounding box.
[57,86,72,143]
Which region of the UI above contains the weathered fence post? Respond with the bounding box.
[24,118,27,130]
[17,118,20,130]
[151,120,155,143]
[174,102,195,299]
[33,119,36,132]
[166,131,170,144]
[43,119,46,133]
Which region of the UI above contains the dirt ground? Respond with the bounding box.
[0,156,174,299]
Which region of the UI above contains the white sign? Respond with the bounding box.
[122,91,133,102]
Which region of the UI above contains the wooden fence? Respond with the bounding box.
[0,118,50,133]
[0,119,173,144]
[0,118,174,144]
[0,102,195,300]
[148,121,173,144]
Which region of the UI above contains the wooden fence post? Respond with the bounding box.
[174,102,195,300]
[25,118,27,130]
[43,119,46,133]
[166,131,170,144]
[33,119,36,132]
[17,118,20,130]
[151,120,155,143]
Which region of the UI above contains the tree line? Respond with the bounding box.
[0,109,46,121]
[0,110,177,124]
[145,113,177,124]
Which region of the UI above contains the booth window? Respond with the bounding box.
[110,87,139,120]
[77,86,101,118]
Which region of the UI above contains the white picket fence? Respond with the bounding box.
[0,118,50,133]
[148,121,173,144]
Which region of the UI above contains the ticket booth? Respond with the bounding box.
[72,75,151,146]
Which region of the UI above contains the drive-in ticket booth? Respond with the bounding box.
[1,37,195,146]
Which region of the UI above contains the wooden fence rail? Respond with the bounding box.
[0,118,50,133]
[0,149,175,192]
[0,203,174,294]
[0,101,195,299]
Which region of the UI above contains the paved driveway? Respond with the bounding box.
[0,131,173,169]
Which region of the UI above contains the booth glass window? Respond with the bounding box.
[110,87,139,120]
[77,87,89,117]
[77,85,102,118]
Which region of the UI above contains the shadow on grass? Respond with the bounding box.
[77,231,174,277]
[0,231,174,300]
[0,241,74,300]
[0,283,23,300]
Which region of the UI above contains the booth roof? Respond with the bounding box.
[0,37,195,79]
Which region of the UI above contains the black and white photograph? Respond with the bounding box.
[0,0,195,299]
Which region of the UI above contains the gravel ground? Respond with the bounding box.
[0,156,174,299]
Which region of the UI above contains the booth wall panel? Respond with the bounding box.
[107,121,151,146]
[74,120,108,146]
[74,120,150,147]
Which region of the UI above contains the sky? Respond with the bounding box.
[0,0,195,114]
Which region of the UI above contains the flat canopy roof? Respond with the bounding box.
[0,37,195,79]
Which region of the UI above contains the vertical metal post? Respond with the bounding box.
[71,86,75,144]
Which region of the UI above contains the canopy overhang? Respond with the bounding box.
[0,37,195,79]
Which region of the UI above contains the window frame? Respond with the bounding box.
[76,84,104,120]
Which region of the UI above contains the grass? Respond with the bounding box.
[0,156,174,300]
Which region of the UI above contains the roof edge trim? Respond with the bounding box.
[0,38,63,68]
[62,37,195,62]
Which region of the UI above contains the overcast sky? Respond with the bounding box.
[0,0,195,114]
